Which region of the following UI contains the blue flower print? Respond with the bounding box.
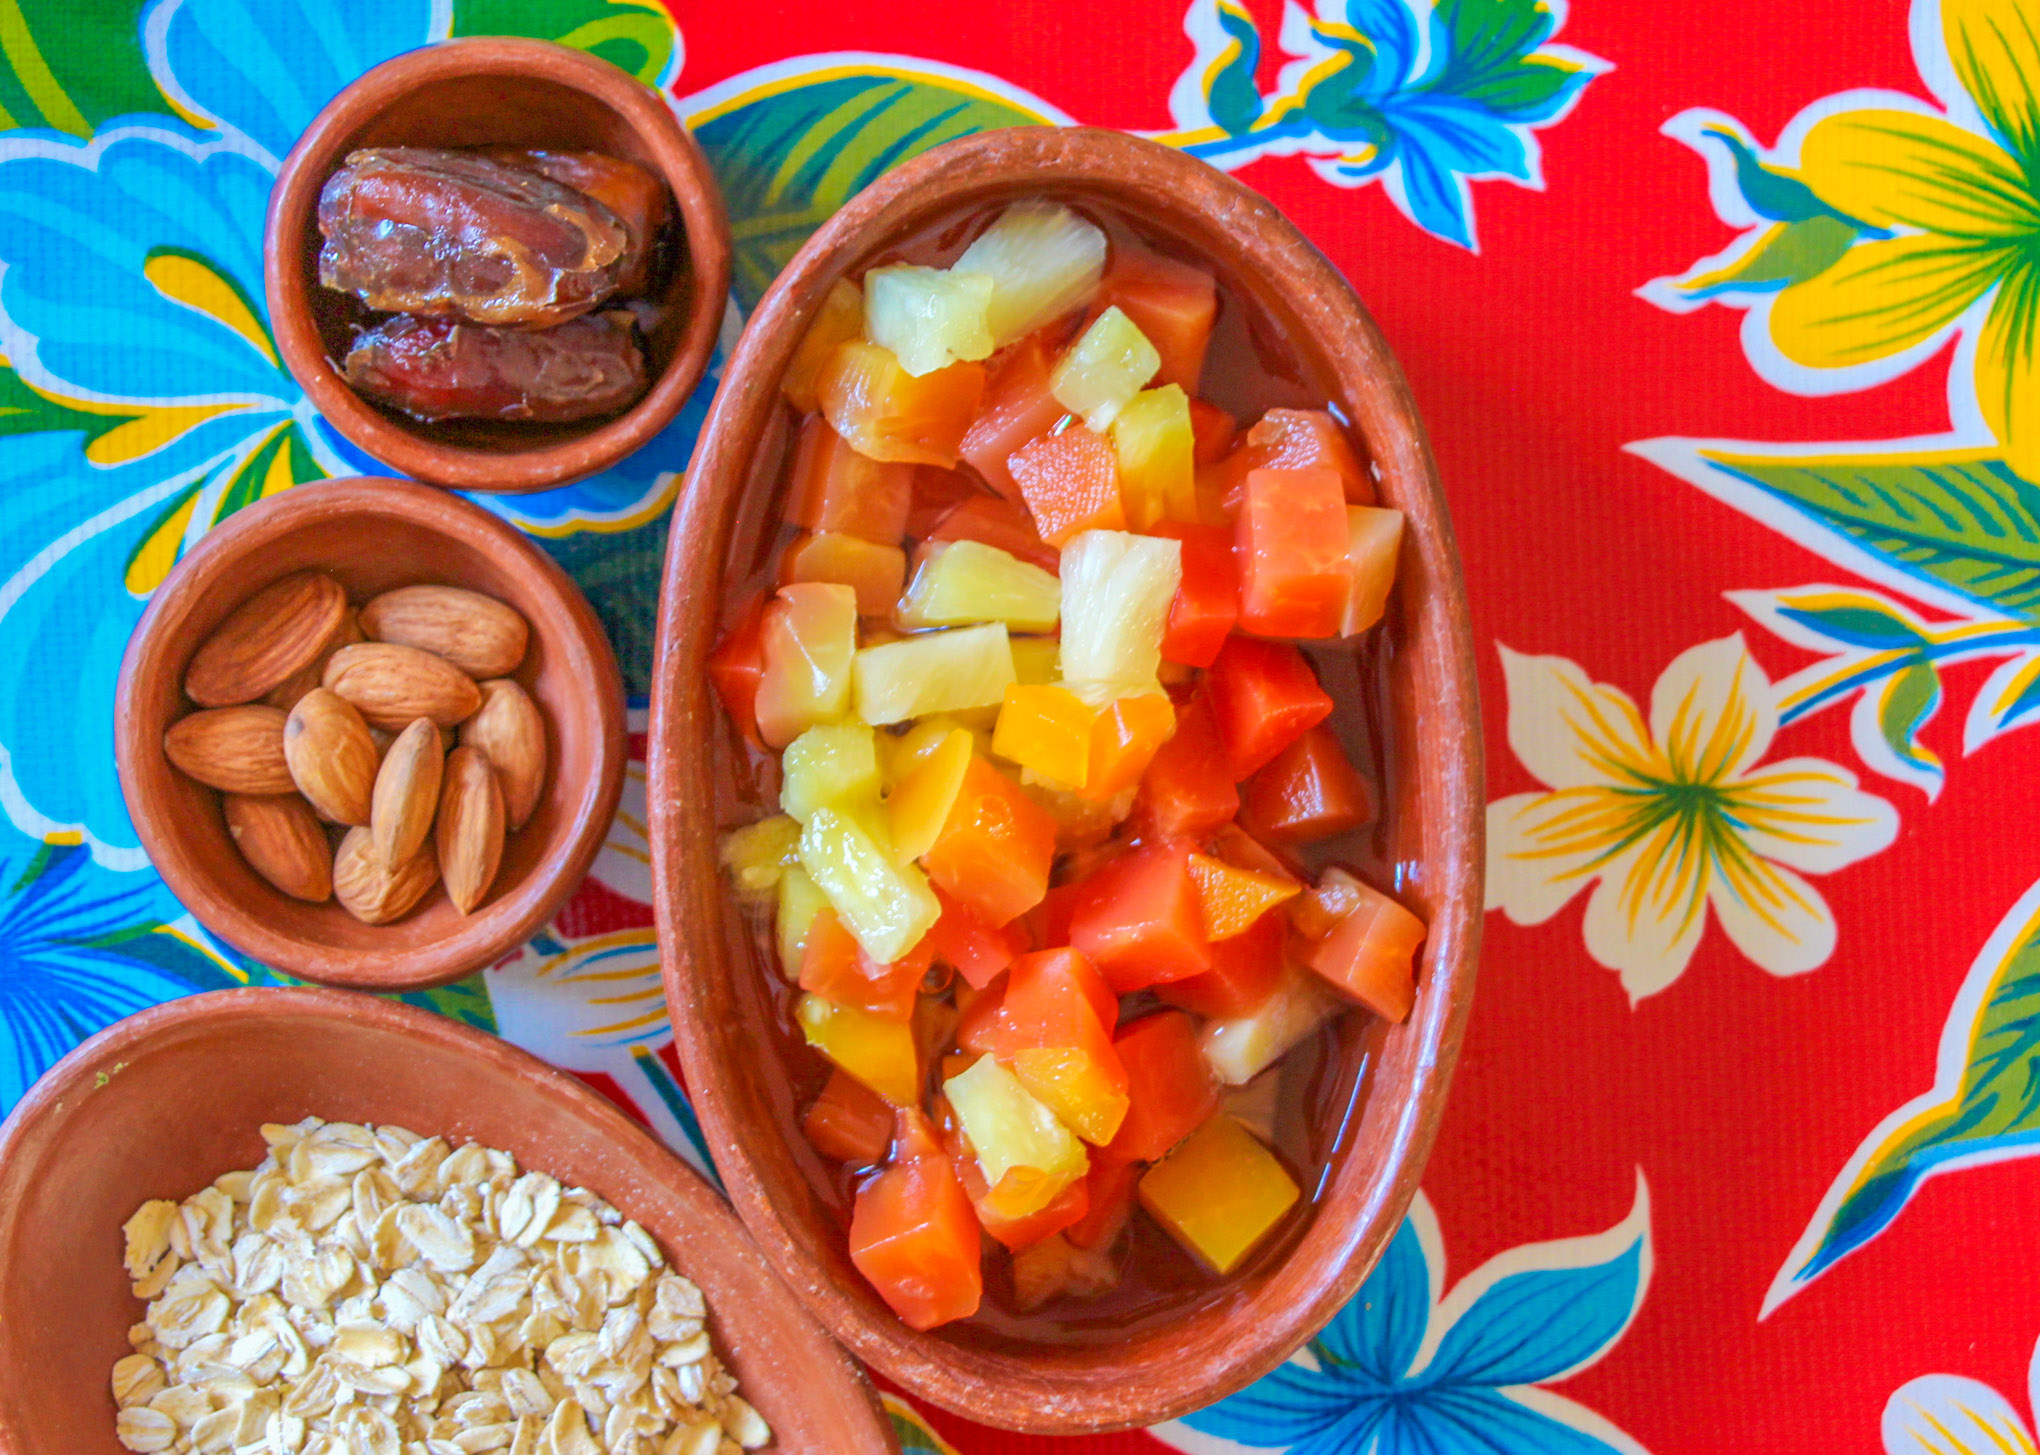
[0,0,695,866]
[1158,1176,1654,1455]
[0,841,254,1112]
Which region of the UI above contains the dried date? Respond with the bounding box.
[483,149,671,296]
[318,148,631,327]
[342,312,647,422]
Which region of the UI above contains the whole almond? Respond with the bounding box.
[283,688,376,825]
[361,586,529,678]
[323,643,481,730]
[437,747,505,915]
[461,679,547,829]
[263,609,364,710]
[185,571,348,707]
[224,794,332,901]
[372,719,443,867]
[164,706,292,794]
[333,826,439,925]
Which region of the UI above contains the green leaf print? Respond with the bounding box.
[1700,450,2040,620]
[387,974,497,1033]
[1773,876,2040,1306]
[0,0,161,136]
[452,0,675,85]
[692,71,1048,309]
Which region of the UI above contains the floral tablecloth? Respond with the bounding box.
[6,0,2037,1449]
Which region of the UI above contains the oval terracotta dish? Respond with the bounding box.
[0,988,896,1455]
[646,127,1484,1430]
[264,36,731,492]
[115,478,627,989]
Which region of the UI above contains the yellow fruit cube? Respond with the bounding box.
[889,727,974,862]
[944,1055,1088,1220]
[775,864,830,979]
[897,540,1061,633]
[720,815,801,901]
[780,723,880,824]
[993,684,1096,791]
[1111,385,1196,529]
[783,276,862,414]
[797,993,921,1106]
[1051,306,1161,431]
[1139,1114,1300,1274]
[798,804,940,964]
[852,623,1016,725]
[863,263,995,377]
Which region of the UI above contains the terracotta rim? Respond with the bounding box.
[647,127,1485,1431]
[0,987,899,1455]
[114,478,628,990]
[263,37,732,493]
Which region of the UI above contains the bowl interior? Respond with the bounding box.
[121,482,620,984]
[0,991,893,1455]
[656,129,1482,1429]
[292,68,704,460]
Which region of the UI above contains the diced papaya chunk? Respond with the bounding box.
[988,949,1128,1146]
[1237,466,1351,639]
[707,591,768,748]
[798,908,932,1022]
[1158,910,1288,1018]
[928,886,1029,990]
[1243,724,1374,843]
[1204,637,1333,779]
[1306,876,1426,1022]
[889,726,974,863]
[753,583,859,749]
[923,756,1057,926]
[780,531,907,618]
[804,1067,896,1165]
[786,415,913,542]
[926,493,1061,573]
[797,992,921,1105]
[850,1109,981,1329]
[1215,407,1374,511]
[1108,1010,1221,1161]
[961,329,1069,500]
[1084,693,1175,802]
[1155,522,1239,669]
[819,340,985,467]
[1068,839,1211,993]
[1132,693,1239,839]
[1009,426,1126,547]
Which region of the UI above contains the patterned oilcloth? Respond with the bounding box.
[2,0,2034,1449]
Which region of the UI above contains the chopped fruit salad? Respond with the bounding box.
[712,199,1427,1333]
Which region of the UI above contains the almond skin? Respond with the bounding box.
[333,826,439,925]
[283,688,377,825]
[185,571,349,707]
[360,585,530,679]
[461,679,547,829]
[372,718,443,867]
[164,706,293,794]
[263,609,365,710]
[224,794,332,901]
[437,746,505,914]
[323,642,481,730]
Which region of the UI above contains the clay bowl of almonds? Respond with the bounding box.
[264,36,732,492]
[114,478,628,990]
[0,986,898,1455]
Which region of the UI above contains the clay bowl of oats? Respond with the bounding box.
[0,988,896,1455]
[115,477,628,991]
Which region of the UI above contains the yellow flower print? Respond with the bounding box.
[1767,0,2040,478]
[1487,636,1900,1002]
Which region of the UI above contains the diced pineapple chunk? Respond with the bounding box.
[889,726,974,862]
[783,276,863,414]
[776,863,830,978]
[1341,505,1404,636]
[1057,530,1182,690]
[944,1055,1088,1220]
[952,201,1108,348]
[720,815,801,901]
[1111,385,1197,529]
[1199,965,1342,1085]
[1138,1114,1300,1274]
[853,623,1016,725]
[799,804,941,964]
[863,264,995,377]
[1051,306,1161,431]
[754,583,860,749]
[879,715,992,787]
[897,541,1061,633]
[1010,636,1061,686]
[798,993,921,1105]
[780,723,881,823]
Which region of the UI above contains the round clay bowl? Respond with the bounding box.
[116,478,627,989]
[0,988,896,1455]
[645,127,1484,1431]
[265,36,732,492]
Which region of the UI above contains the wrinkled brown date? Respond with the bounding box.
[483,149,671,296]
[318,148,636,328]
[342,312,647,422]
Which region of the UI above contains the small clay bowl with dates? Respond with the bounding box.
[264,36,731,493]
[0,987,898,1455]
[646,127,1484,1431]
[114,478,627,990]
